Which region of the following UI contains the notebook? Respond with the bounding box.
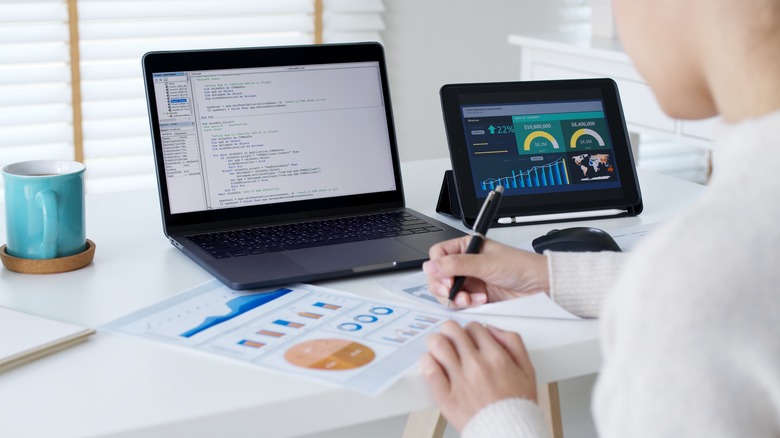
[142,42,464,290]
[0,307,94,373]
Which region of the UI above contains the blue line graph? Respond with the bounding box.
[179,288,292,338]
[480,157,570,190]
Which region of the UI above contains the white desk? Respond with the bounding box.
[0,159,705,437]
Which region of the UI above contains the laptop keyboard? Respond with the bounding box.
[187,211,443,259]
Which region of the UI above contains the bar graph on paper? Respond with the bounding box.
[480,157,570,190]
[181,288,293,338]
[101,280,454,395]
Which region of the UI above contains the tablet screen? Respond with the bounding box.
[460,99,620,197]
[440,79,642,226]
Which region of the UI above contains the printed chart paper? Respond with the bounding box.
[101,280,451,396]
[379,223,662,318]
[379,272,580,320]
[516,222,660,252]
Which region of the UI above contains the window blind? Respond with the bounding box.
[0,1,73,174]
[76,0,315,193]
[322,0,385,43]
[0,0,386,195]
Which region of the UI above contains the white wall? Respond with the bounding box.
[382,0,577,162]
[378,6,600,437]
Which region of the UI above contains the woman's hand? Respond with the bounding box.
[421,321,538,432]
[423,236,550,308]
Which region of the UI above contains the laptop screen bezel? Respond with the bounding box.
[142,42,406,232]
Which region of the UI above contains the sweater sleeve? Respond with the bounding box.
[462,398,551,438]
[546,251,626,318]
[593,213,780,438]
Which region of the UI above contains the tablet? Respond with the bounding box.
[440,78,642,227]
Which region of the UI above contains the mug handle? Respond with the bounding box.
[35,189,59,259]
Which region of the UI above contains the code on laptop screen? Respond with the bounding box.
[152,62,397,214]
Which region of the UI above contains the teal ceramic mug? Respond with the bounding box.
[2,160,87,259]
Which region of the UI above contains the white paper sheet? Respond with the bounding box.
[517,222,660,252]
[379,223,662,319]
[378,271,580,320]
[102,280,456,396]
[608,222,659,251]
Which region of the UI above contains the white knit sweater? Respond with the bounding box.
[462,110,780,438]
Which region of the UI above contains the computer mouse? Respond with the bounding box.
[532,227,622,253]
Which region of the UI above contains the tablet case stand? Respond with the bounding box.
[436,170,643,226]
[438,79,645,228]
[435,170,462,219]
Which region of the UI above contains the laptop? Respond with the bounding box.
[142,42,464,290]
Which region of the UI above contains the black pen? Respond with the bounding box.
[446,185,504,308]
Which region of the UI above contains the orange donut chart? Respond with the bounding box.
[284,338,376,370]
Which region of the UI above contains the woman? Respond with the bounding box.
[421,0,780,436]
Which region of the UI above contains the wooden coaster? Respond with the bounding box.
[0,240,96,274]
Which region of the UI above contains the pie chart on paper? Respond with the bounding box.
[284,338,375,370]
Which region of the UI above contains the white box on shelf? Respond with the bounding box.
[591,1,618,39]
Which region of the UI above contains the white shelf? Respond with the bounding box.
[509,32,713,184]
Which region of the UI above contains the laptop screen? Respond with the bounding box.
[151,61,397,215]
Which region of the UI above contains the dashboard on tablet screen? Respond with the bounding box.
[440,79,642,226]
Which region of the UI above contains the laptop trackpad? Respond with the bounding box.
[284,239,423,272]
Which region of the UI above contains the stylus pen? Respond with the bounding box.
[446,185,504,308]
